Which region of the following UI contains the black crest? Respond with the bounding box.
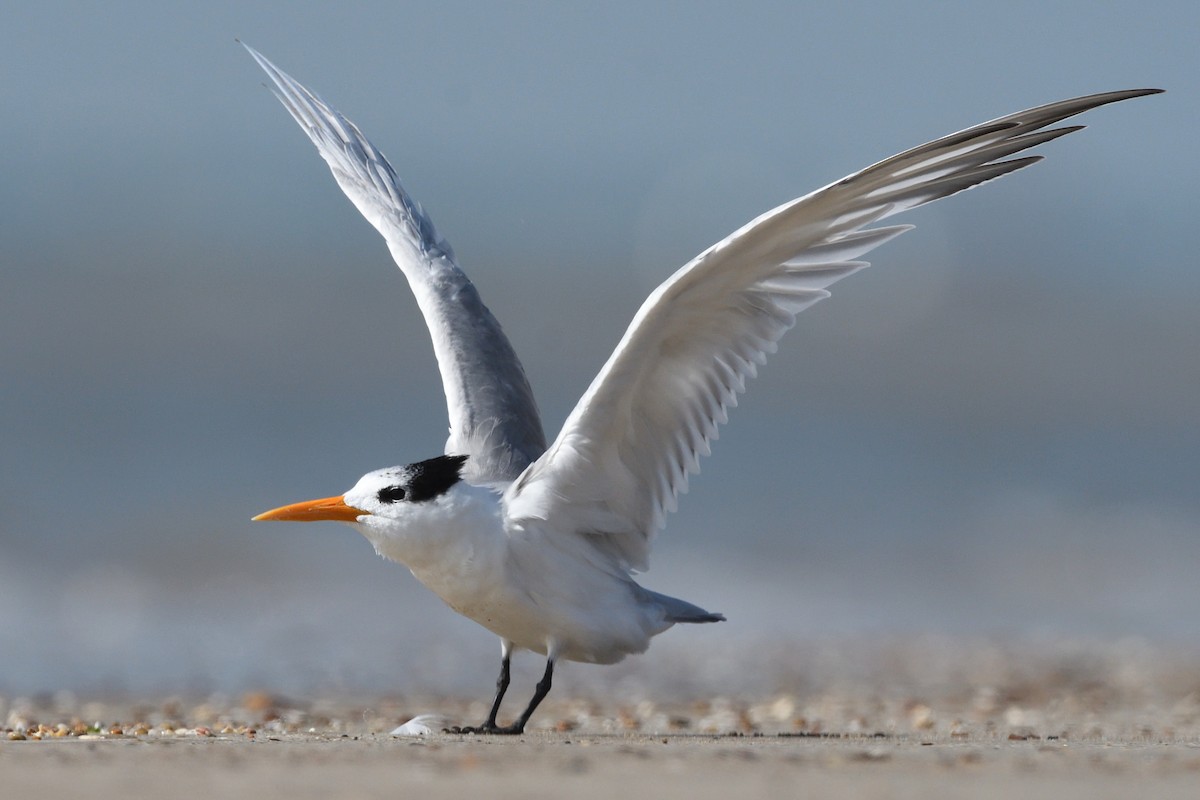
[377,454,468,504]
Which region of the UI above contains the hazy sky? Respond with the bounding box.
[1,2,1195,694]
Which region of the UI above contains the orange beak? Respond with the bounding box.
[252,495,366,522]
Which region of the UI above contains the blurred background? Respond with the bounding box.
[1,2,1195,697]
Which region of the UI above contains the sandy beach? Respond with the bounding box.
[5,724,1199,799]
[5,639,1198,799]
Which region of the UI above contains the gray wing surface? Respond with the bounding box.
[245,45,546,481]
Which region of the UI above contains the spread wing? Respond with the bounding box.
[245,44,546,482]
[505,88,1161,572]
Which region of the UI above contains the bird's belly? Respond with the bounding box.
[408,566,548,654]
[411,544,664,665]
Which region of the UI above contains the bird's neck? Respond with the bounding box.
[355,483,506,576]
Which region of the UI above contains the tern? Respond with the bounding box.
[245,44,1159,734]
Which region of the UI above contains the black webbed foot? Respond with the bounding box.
[443,722,525,735]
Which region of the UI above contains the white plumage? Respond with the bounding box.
[246,43,1159,733]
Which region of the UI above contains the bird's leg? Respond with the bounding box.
[483,653,512,728]
[445,649,512,734]
[446,657,554,735]
[507,657,554,734]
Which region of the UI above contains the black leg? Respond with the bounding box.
[447,656,555,735]
[510,658,554,734]
[484,653,512,728]
[446,652,511,735]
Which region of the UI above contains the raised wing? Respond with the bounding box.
[245,45,546,482]
[505,88,1161,572]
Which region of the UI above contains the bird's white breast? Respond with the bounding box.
[355,483,509,615]
[353,483,666,662]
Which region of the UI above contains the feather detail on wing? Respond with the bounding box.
[245,44,546,481]
[505,88,1161,572]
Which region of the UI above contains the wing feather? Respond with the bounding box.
[245,45,546,480]
[506,88,1161,571]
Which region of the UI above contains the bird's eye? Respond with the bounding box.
[377,485,407,503]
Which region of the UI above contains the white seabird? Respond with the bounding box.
[246,43,1159,734]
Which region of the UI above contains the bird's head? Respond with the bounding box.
[253,454,470,526]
